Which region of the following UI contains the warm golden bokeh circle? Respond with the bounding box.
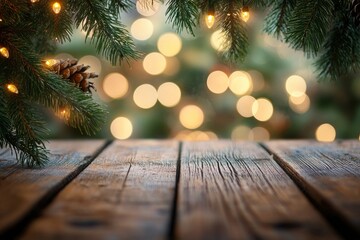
[316,123,336,142]
[179,105,204,129]
[110,117,133,139]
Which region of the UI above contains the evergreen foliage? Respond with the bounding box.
[0,0,359,166]
[162,0,360,79]
[0,0,142,166]
[165,0,199,35]
[216,0,248,62]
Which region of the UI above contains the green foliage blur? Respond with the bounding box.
[48,5,360,140]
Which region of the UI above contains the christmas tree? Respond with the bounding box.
[1,0,359,167]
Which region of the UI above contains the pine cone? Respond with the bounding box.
[351,0,360,26]
[45,59,98,93]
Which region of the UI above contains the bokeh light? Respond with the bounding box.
[232,125,251,140]
[236,95,256,118]
[252,98,274,122]
[205,131,218,140]
[157,33,182,57]
[78,55,102,74]
[285,75,307,97]
[131,18,154,41]
[175,130,218,141]
[179,105,204,129]
[133,84,158,109]
[157,82,181,107]
[143,52,167,75]
[207,70,229,94]
[110,117,133,139]
[103,73,129,99]
[289,94,307,105]
[136,0,160,16]
[229,71,253,95]
[189,131,210,141]
[210,30,229,52]
[249,127,270,140]
[289,94,310,114]
[55,53,74,60]
[249,70,265,92]
[163,57,180,76]
[316,123,336,142]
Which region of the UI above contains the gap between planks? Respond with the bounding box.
[168,141,182,240]
[175,141,339,240]
[0,140,113,239]
[259,142,359,240]
[20,140,180,240]
[3,140,355,239]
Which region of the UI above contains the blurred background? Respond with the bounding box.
[45,3,360,141]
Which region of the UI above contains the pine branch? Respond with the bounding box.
[68,0,140,65]
[217,0,248,62]
[137,0,165,9]
[6,95,49,167]
[107,0,134,15]
[0,89,48,167]
[316,2,360,80]
[285,0,334,57]
[247,0,272,8]
[165,0,199,35]
[2,36,106,135]
[264,0,296,38]
[27,1,73,44]
[0,0,23,25]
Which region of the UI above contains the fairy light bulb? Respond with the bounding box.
[7,84,19,94]
[240,6,250,22]
[52,2,61,14]
[204,7,215,29]
[0,47,9,58]
[58,107,70,121]
[205,13,215,28]
[45,59,59,67]
[60,109,67,116]
[31,0,39,3]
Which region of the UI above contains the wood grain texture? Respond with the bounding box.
[21,140,179,240]
[0,140,106,238]
[263,140,360,238]
[0,148,19,179]
[176,141,339,240]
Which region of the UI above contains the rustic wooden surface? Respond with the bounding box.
[0,140,107,239]
[22,140,179,240]
[263,140,360,238]
[177,141,338,240]
[0,140,359,240]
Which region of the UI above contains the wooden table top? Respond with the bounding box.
[0,140,359,240]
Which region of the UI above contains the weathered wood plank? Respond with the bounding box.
[176,141,339,239]
[21,140,179,240]
[0,140,107,238]
[263,140,360,238]
[0,148,19,179]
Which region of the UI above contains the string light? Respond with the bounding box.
[45,59,59,67]
[7,84,19,94]
[240,6,250,22]
[205,14,215,29]
[57,107,70,121]
[52,2,61,14]
[0,47,9,58]
[31,0,39,3]
[205,6,215,29]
